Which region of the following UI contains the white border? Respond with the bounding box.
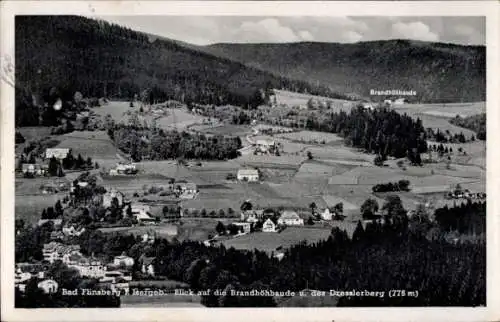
[1,1,499,322]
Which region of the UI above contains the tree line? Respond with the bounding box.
[15,15,353,127]
[108,124,242,162]
[449,114,486,141]
[372,180,411,193]
[15,196,485,307]
[303,106,428,162]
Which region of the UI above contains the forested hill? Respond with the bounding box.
[204,40,486,103]
[15,16,346,110]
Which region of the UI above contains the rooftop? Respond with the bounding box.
[237,168,259,176]
[280,210,300,220]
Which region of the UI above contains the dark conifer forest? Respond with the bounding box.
[304,106,428,161]
[15,15,350,126]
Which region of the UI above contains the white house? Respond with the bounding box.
[232,222,251,234]
[174,182,198,199]
[38,219,63,229]
[278,210,304,226]
[320,208,333,221]
[110,162,137,175]
[62,225,86,237]
[43,242,81,263]
[21,163,47,176]
[45,148,71,160]
[99,270,133,283]
[102,189,125,208]
[110,279,130,296]
[237,168,259,182]
[141,257,156,276]
[383,99,392,106]
[141,232,156,244]
[69,258,107,279]
[393,98,407,105]
[256,139,276,152]
[37,279,59,294]
[262,218,277,232]
[240,210,263,223]
[126,204,156,224]
[113,255,135,268]
[273,252,285,261]
[16,263,47,280]
[361,103,374,110]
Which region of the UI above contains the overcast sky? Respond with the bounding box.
[98,16,485,46]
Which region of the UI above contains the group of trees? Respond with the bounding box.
[67,214,486,306]
[372,180,411,193]
[434,201,485,235]
[449,114,486,141]
[61,152,94,171]
[109,125,242,162]
[427,128,470,144]
[15,192,486,308]
[301,106,427,161]
[215,222,245,236]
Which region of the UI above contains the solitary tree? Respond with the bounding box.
[360,198,379,219]
[309,202,317,216]
[215,221,226,235]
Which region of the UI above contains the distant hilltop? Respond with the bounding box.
[203,39,485,103]
[15,16,485,106]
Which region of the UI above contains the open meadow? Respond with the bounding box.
[274,89,355,112]
[394,101,485,137]
[219,226,332,253]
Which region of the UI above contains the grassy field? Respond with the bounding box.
[220,226,332,253]
[16,194,66,225]
[394,102,485,118]
[92,101,130,123]
[99,224,179,238]
[154,108,205,131]
[394,102,485,137]
[17,127,53,141]
[274,89,354,111]
[275,130,343,144]
[56,130,120,160]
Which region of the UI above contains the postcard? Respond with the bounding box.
[1,1,499,321]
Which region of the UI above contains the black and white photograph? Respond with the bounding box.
[1,1,499,321]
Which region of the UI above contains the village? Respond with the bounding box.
[14,88,486,300]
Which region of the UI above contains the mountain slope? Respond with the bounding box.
[204,40,486,103]
[15,15,344,120]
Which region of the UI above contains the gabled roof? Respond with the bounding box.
[38,219,63,227]
[237,168,259,176]
[280,210,300,220]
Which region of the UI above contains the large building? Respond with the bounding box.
[21,163,48,176]
[237,168,259,182]
[45,148,71,160]
[278,210,304,226]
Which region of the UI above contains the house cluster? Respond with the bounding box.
[124,203,157,225]
[109,162,138,176]
[317,207,345,221]
[254,139,278,155]
[447,189,486,200]
[383,98,408,107]
[173,181,198,199]
[20,148,71,178]
[238,209,305,233]
[16,240,137,296]
[236,168,260,182]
